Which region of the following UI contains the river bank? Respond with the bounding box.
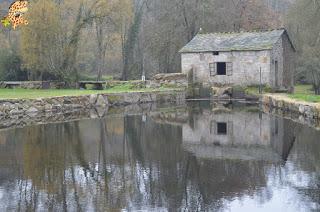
[0,90,186,123]
[261,93,320,118]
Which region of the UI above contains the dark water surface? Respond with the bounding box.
[0,102,319,211]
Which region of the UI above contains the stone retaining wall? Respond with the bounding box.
[0,102,186,130]
[147,73,188,88]
[0,81,75,89]
[105,80,146,89]
[0,90,186,119]
[261,94,320,119]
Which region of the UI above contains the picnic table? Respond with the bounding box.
[78,81,106,90]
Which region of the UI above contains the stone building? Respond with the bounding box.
[180,29,295,90]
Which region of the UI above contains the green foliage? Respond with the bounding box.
[245,85,273,95]
[287,84,320,102]
[288,94,320,103]
[286,0,320,94]
[20,0,63,80]
[0,50,27,81]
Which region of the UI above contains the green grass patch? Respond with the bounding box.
[245,84,320,103]
[0,86,182,99]
[244,85,273,95]
[288,84,320,103]
[293,84,314,95]
[288,94,320,103]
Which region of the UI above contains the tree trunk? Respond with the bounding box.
[122,2,145,80]
[95,19,107,81]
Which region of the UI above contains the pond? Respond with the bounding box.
[0,102,319,211]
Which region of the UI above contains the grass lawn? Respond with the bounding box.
[245,84,320,103]
[288,84,320,103]
[0,86,181,99]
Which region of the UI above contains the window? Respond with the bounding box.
[217,62,226,75]
[200,53,205,61]
[209,63,216,76]
[213,51,219,55]
[210,62,233,76]
[217,122,227,135]
[211,121,232,135]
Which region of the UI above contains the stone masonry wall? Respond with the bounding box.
[0,90,186,120]
[270,38,284,88]
[0,81,75,89]
[282,33,295,91]
[181,50,272,87]
[147,73,188,88]
[262,94,320,130]
[0,102,186,130]
[262,94,320,119]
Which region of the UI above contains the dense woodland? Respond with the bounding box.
[0,0,319,91]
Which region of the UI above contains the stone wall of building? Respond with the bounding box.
[270,37,284,88]
[181,50,272,87]
[282,33,295,91]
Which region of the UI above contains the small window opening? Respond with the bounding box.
[217,62,226,75]
[213,51,219,55]
[217,122,227,135]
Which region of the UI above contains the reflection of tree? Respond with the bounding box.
[23,124,67,193]
[125,115,190,210]
[285,124,320,209]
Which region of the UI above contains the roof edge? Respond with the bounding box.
[282,29,296,52]
[179,48,274,54]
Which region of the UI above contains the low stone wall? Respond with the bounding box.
[147,73,187,88]
[105,80,146,89]
[0,81,75,89]
[0,90,186,119]
[261,94,320,119]
[262,104,320,130]
[0,102,186,130]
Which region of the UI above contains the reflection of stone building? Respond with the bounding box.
[183,107,295,163]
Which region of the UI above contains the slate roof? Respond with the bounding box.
[179,29,293,53]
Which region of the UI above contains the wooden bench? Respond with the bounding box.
[78,81,106,90]
[4,81,23,89]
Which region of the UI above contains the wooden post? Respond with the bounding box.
[259,67,262,94]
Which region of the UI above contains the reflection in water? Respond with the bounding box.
[0,102,319,211]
